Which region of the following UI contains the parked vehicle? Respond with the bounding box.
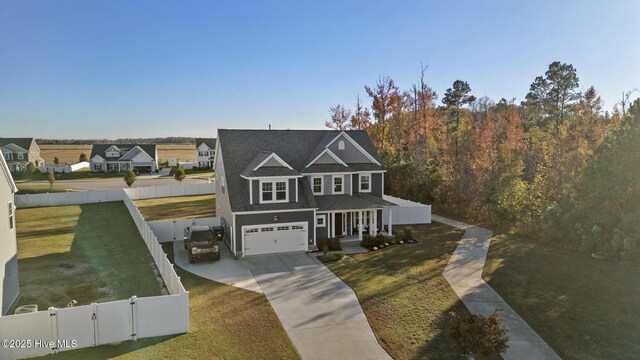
[183,224,223,263]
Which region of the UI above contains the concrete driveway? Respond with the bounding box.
[245,253,391,360]
[174,244,389,360]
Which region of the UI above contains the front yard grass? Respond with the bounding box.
[16,202,163,309]
[483,232,640,360]
[133,194,216,221]
[42,243,300,360]
[326,223,468,360]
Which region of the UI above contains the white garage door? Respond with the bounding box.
[244,222,308,256]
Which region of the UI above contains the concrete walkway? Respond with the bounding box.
[245,253,391,360]
[434,215,561,360]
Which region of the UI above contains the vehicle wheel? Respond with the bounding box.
[188,253,194,264]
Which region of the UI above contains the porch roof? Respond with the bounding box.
[315,194,396,212]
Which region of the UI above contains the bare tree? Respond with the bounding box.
[325,104,352,130]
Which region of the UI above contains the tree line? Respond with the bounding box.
[325,61,640,260]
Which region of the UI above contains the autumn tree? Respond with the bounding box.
[47,170,55,188]
[325,104,352,130]
[365,75,401,152]
[350,94,371,130]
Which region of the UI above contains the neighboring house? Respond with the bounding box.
[0,154,19,315]
[89,144,159,173]
[195,138,216,169]
[0,138,44,173]
[215,129,397,257]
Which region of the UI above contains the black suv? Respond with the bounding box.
[183,225,224,263]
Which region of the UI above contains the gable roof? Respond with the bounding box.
[90,144,157,161]
[195,138,217,149]
[241,152,301,178]
[0,154,17,193]
[217,129,384,212]
[0,138,35,152]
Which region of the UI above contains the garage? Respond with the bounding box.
[243,222,308,256]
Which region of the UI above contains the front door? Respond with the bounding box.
[335,213,343,237]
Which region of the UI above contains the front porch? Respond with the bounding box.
[319,208,394,241]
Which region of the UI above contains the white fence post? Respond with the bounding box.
[130,296,138,341]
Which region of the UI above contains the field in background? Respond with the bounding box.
[40,144,196,164]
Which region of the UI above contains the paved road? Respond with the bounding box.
[434,215,561,360]
[20,176,208,191]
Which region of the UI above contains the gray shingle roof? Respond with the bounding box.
[90,144,157,161]
[0,138,35,151]
[195,138,217,149]
[302,164,354,173]
[218,129,385,212]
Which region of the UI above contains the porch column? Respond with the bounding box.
[358,211,363,240]
[388,208,393,236]
[373,210,377,234]
[331,212,336,238]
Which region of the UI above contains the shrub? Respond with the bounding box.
[317,237,341,252]
[401,227,414,241]
[448,309,509,360]
[360,234,377,248]
[318,252,345,263]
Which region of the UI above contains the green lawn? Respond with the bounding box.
[42,243,300,360]
[326,223,468,360]
[483,233,640,360]
[16,183,71,194]
[134,195,216,222]
[16,202,163,309]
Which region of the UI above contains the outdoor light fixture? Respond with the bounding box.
[273,216,278,222]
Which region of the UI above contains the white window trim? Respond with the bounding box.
[338,140,345,150]
[332,175,344,195]
[259,178,289,204]
[17,153,24,160]
[316,215,326,228]
[311,176,324,195]
[359,173,372,193]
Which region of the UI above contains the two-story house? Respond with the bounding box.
[0,138,44,173]
[89,144,159,173]
[215,129,397,257]
[195,138,216,169]
[0,154,19,315]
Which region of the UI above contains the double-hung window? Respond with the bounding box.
[333,175,344,194]
[312,176,323,195]
[261,180,288,203]
[359,174,371,192]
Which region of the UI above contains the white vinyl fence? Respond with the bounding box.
[149,217,221,243]
[123,182,215,200]
[39,161,90,173]
[15,182,216,208]
[383,195,432,225]
[0,295,188,360]
[15,189,124,208]
[123,194,188,295]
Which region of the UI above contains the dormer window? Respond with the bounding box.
[261,179,288,203]
[333,175,344,194]
[338,140,345,150]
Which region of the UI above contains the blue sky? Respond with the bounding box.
[1,0,638,139]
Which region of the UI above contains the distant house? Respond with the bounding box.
[89,144,159,173]
[0,154,19,315]
[195,138,216,169]
[0,138,44,173]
